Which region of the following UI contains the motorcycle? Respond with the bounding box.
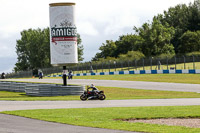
[80,86,106,101]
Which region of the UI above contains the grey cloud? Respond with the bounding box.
[0,57,17,73]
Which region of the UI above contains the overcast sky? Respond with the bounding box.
[0,0,194,73]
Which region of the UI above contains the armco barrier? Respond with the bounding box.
[0,82,26,92]
[25,84,55,96]
[25,84,84,96]
[0,82,13,91]
[47,69,200,77]
[0,81,84,96]
[10,82,27,92]
[51,85,84,96]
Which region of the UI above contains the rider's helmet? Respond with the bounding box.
[91,84,95,87]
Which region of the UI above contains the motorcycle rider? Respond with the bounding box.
[88,84,99,100]
[80,84,106,101]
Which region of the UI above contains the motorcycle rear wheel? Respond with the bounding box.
[80,94,87,101]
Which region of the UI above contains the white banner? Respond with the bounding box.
[49,3,78,66]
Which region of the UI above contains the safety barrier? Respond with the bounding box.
[46,69,200,77]
[25,84,84,96]
[0,81,84,96]
[0,81,26,92]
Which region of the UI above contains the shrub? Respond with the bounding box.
[117,51,145,62]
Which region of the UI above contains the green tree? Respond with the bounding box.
[92,35,143,61]
[92,40,117,61]
[118,51,145,62]
[15,28,51,72]
[178,30,200,54]
[134,17,175,56]
[92,0,200,61]
[77,33,84,61]
[188,0,200,31]
[158,0,200,53]
[115,34,143,56]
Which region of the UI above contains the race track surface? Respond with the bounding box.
[3,78,200,92]
[0,78,200,133]
[0,114,136,133]
[1,98,200,112]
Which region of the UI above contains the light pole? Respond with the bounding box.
[63,66,67,86]
[114,61,116,72]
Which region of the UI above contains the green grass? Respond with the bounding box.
[0,91,79,101]
[102,86,200,99]
[72,74,200,84]
[1,86,200,101]
[2,106,200,133]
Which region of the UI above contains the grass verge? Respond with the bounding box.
[1,86,200,100]
[72,74,200,84]
[0,91,79,101]
[2,106,200,133]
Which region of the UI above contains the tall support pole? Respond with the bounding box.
[63,66,67,86]
[143,58,145,70]
[193,55,195,69]
[183,56,186,69]
[96,62,97,73]
[175,56,177,70]
[167,57,169,70]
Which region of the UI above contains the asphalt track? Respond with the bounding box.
[0,114,136,133]
[1,99,200,112]
[1,98,200,133]
[3,78,200,92]
[1,78,200,133]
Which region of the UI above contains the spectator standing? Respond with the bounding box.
[39,71,43,79]
[1,72,5,79]
[68,70,73,79]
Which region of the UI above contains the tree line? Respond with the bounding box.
[14,0,199,72]
[92,0,200,62]
[14,28,84,72]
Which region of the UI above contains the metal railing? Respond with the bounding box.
[0,81,84,96]
[5,55,200,78]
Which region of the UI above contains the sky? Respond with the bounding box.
[0,0,194,73]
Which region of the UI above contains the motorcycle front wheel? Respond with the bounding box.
[99,94,106,100]
[80,94,87,101]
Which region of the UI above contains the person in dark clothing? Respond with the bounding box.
[88,84,99,99]
[39,71,43,79]
[1,72,5,79]
[68,70,73,79]
[89,84,98,91]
